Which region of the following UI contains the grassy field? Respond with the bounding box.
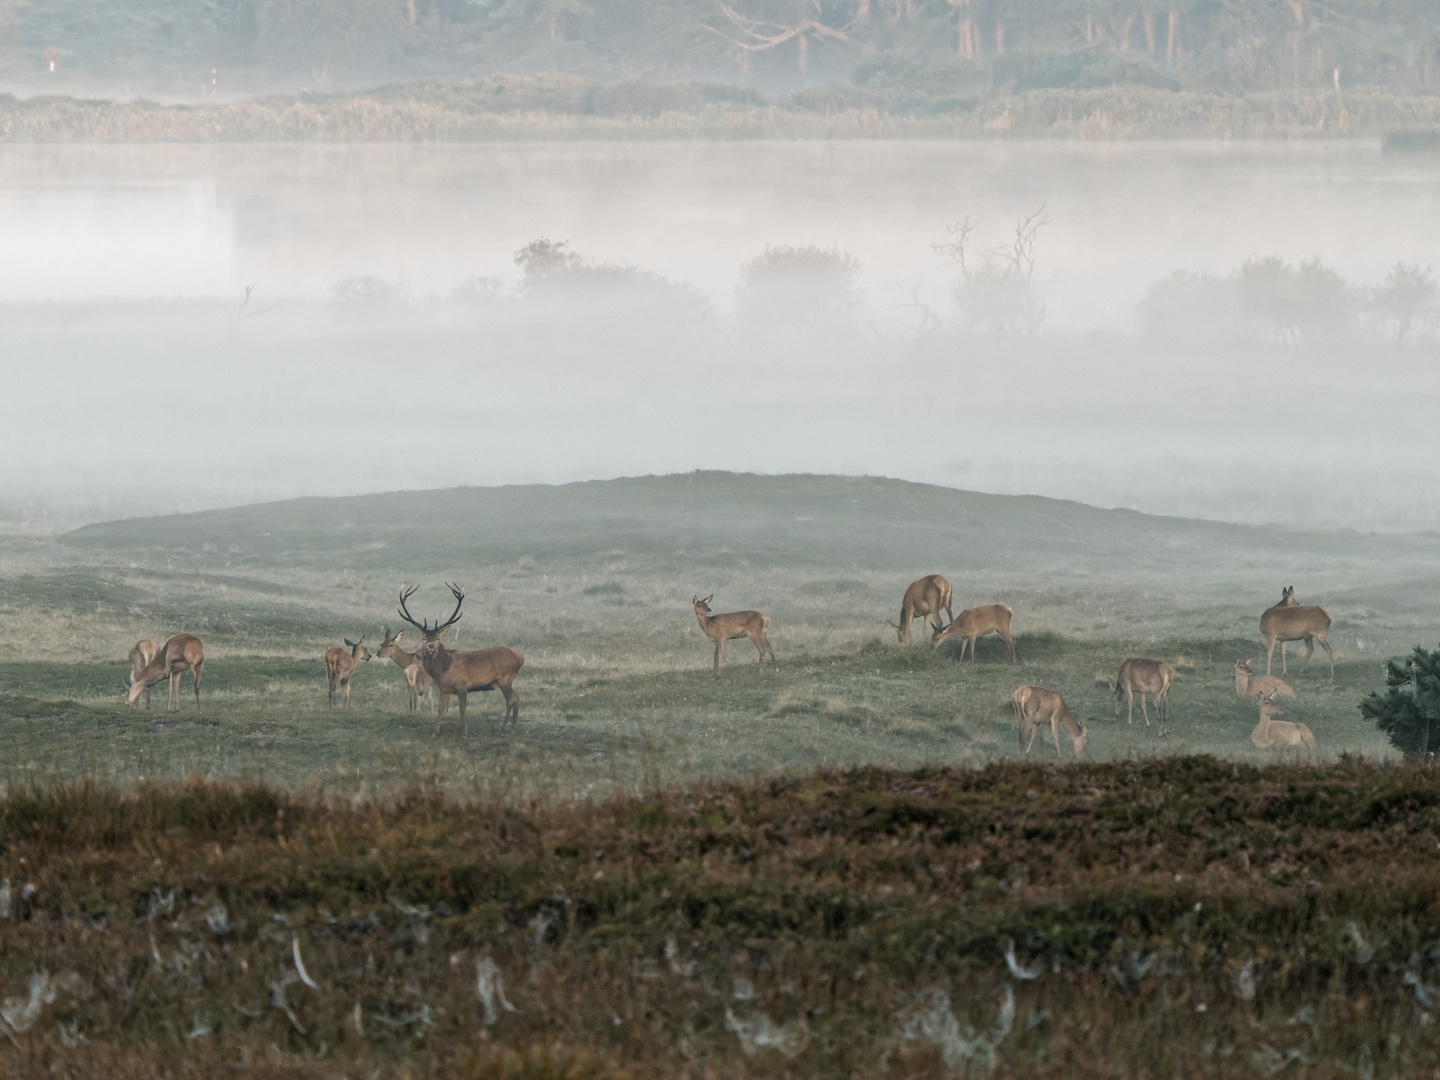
[0,472,1431,799]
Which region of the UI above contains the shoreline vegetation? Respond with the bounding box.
[0,758,1437,1075]
[4,77,1440,141]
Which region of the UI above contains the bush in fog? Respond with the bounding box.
[513,238,712,324]
[936,210,1047,337]
[1359,645,1440,759]
[1135,270,1245,341]
[734,245,861,332]
[331,275,404,309]
[1233,256,1355,344]
[1367,262,1438,341]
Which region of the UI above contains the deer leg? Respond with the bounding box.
[1126,687,1134,725]
[192,665,201,707]
[1001,632,1017,663]
[1051,718,1064,759]
[1318,634,1334,678]
[1302,635,1315,667]
[713,639,723,674]
[500,684,519,733]
[1280,641,1289,676]
[458,692,468,737]
[1265,636,1277,675]
[1141,694,1151,728]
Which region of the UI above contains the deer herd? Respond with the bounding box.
[120,574,1334,760]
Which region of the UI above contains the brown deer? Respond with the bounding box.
[1011,685,1090,761]
[376,628,434,713]
[1111,658,1176,735]
[324,637,371,706]
[930,604,1016,662]
[397,584,524,735]
[692,595,775,674]
[1251,691,1316,760]
[126,639,159,709]
[125,634,204,711]
[887,575,954,644]
[1260,590,1333,677]
[1234,659,1295,702]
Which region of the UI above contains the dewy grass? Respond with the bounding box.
[0,759,1437,1076]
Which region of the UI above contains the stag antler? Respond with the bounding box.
[396,584,464,637]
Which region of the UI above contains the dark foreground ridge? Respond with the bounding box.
[0,756,1437,1077]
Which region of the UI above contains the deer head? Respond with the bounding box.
[397,584,465,658]
[344,636,371,661]
[1258,690,1285,720]
[377,628,405,659]
[693,595,713,615]
[1280,586,1296,605]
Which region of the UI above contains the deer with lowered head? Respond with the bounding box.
[324,636,371,706]
[126,639,159,709]
[1259,587,1333,677]
[930,604,1016,662]
[1111,658,1176,736]
[1012,684,1090,761]
[397,584,524,735]
[887,574,954,644]
[1251,690,1316,760]
[125,634,204,711]
[376,628,434,713]
[1234,659,1295,702]
[692,595,775,674]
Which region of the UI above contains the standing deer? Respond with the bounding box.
[1011,685,1090,761]
[692,595,775,674]
[324,637,371,706]
[376,628,434,713]
[1111,658,1176,735]
[930,604,1016,662]
[1234,659,1295,701]
[126,639,159,709]
[125,634,204,711]
[887,575,954,644]
[1251,691,1316,760]
[397,584,524,735]
[1260,590,1333,677]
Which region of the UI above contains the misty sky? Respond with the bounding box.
[3,139,1438,532]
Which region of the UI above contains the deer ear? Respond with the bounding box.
[344,638,356,648]
[437,626,451,639]
[703,595,713,604]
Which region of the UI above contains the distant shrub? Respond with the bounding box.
[1233,256,1356,344]
[1359,644,1440,759]
[852,50,988,99]
[734,244,862,332]
[514,238,713,323]
[1367,262,1438,341]
[993,48,1179,93]
[589,79,763,117]
[936,210,1048,338]
[330,275,404,308]
[1135,270,1244,340]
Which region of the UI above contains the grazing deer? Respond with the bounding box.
[324,637,371,706]
[125,634,204,711]
[1011,685,1090,761]
[1260,590,1333,677]
[397,585,524,735]
[930,604,1016,663]
[692,595,775,674]
[1234,659,1295,702]
[376,628,434,713]
[1111,658,1176,735]
[1251,691,1316,760]
[126,639,159,709]
[887,575,954,644]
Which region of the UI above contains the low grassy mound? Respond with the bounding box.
[0,758,1435,1076]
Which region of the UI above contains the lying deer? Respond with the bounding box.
[930,604,1016,663]
[126,638,159,710]
[887,575,954,644]
[377,628,434,713]
[324,637,371,706]
[398,584,524,735]
[125,634,204,711]
[1251,691,1316,760]
[1111,658,1176,736]
[1012,684,1090,761]
[1234,659,1295,701]
[693,595,775,674]
[1260,589,1333,677]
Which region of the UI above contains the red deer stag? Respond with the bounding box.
[376,628,434,713]
[397,584,524,735]
[1111,658,1176,736]
[1011,685,1090,761]
[126,638,159,709]
[1260,589,1333,677]
[887,574,954,644]
[692,595,775,674]
[1251,691,1316,760]
[1234,659,1295,701]
[125,634,204,711]
[324,637,371,706]
[930,604,1016,662]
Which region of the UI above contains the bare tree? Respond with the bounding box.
[935,207,1050,337]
